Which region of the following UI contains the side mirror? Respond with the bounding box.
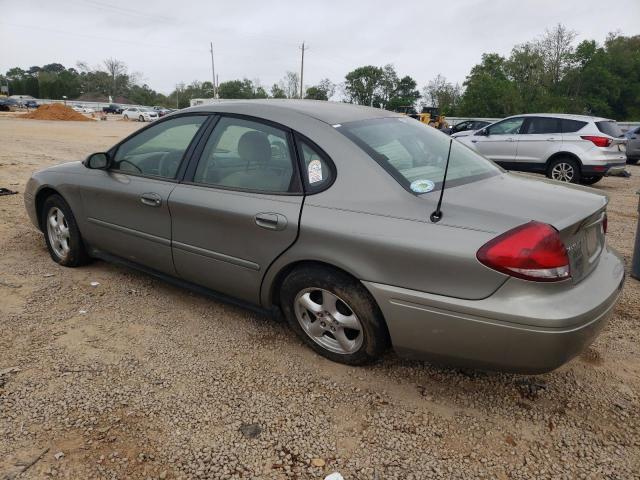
[477,128,488,136]
[84,152,109,169]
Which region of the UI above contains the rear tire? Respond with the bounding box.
[627,158,639,165]
[138,115,144,122]
[547,157,581,184]
[280,266,388,365]
[41,194,90,267]
[580,176,603,185]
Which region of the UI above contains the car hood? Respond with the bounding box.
[432,172,607,234]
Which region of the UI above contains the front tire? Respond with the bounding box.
[123,114,129,120]
[547,157,581,183]
[138,115,145,122]
[42,194,90,267]
[280,266,388,365]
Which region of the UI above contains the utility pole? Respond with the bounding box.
[210,41,217,98]
[299,41,307,99]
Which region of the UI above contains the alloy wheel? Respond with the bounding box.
[551,162,574,182]
[294,288,364,355]
[46,207,70,259]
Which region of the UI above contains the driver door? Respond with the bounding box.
[470,117,524,164]
[79,115,209,274]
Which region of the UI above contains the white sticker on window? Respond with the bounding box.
[308,159,323,184]
[410,179,435,193]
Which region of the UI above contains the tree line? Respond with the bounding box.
[1,25,638,119]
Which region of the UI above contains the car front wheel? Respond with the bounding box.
[42,194,90,267]
[138,115,145,122]
[280,266,388,365]
[123,115,128,120]
[547,157,581,183]
[580,176,603,185]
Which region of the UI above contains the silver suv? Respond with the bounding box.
[458,114,627,185]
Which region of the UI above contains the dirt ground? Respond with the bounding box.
[0,116,639,480]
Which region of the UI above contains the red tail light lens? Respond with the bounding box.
[581,135,612,147]
[477,222,570,282]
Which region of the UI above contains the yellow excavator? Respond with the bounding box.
[394,106,449,130]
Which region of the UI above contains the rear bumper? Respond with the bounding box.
[364,247,625,374]
[582,162,627,177]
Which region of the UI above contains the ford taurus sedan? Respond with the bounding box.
[24,100,624,373]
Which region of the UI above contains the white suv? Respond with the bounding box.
[458,114,627,185]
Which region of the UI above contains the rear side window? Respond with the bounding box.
[560,119,587,133]
[296,138,334,193]
[193,116,296,193]
[524,117,560,134]
[596,121,624,138]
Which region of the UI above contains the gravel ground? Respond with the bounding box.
[0,116,639,480]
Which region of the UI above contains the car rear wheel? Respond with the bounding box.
[547,157,581,183]
[580,176,603,185]
[42,194,90,267]
[280,266,388,365]
[138,115,145,122]
[627,158,639,165]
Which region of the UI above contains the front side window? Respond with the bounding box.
[487,117,524,135]
[112,115,206,178]
[524,117,560,134]
[193,117,295,193]
[339,117,500,193]
[453,121,471,133]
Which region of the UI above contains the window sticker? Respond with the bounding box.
[410,179,435,193]
[308,159,323,184]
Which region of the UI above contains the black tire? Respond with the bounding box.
[547,157,581,184]
[138,115,144,122]
[123,114,128,120]
[627,158,639,165]
[580,176,603,185]
[41,194,90,267]
[280,265,389,365]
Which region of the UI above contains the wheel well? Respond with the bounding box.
[269,260,359,307]
[34,187,60,231]
[545,152,583,172]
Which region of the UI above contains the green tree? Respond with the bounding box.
[344,65,384,105]
[217,79,255,99]
[271,83,286,98]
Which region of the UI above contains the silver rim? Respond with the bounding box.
[551,162,574,182]
[46,207,70,259]
[294,288,364,355]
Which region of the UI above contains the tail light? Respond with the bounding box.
[477,222,570,282]
[581,135,612,147]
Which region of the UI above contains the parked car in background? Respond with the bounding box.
[0,98,19,111]
[73,105,95,113]
[458,114,627,185]
[122,107,159,122]
[103,104,124,114]
[624,126,639,164]
[24,100,39,109]
[447,120,491,137]
[23,100,624,373]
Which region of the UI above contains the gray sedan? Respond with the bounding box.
[24,100,624,373]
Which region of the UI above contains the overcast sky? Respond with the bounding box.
[1,0,639,95]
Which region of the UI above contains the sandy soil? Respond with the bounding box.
[0,116,639,479]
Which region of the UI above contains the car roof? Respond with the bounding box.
[184,99,402,125]
[505,113,614,122]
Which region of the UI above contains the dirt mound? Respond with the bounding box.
[22,103,93,121]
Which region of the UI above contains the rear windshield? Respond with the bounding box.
[596,120,623,138]
[338,117,500,193]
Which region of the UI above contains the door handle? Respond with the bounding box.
[546,137,557,141]
[140,192,161,207]
[505,137,514,142]
[255,213,287,231]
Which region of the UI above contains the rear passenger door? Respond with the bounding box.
[514,116,561,167]
[169,116,304,304]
